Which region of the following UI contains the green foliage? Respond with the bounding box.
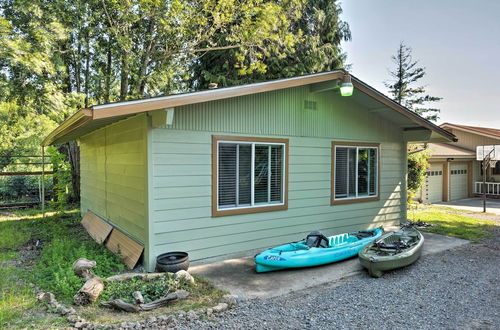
[408,206,496,243]
[192,0,351,88]
[47,147,73,209]
[35,237,125,303]
[407,146,430,202]
[0,210,124,304]
[100,274,191,304]
[385,42,442,121]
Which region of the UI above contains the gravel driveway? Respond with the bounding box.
[182,233,500,330]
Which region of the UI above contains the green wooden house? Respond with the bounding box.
[43,70,456,271]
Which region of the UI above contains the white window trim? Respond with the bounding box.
[333,144,380,202]
[216,139,286,212]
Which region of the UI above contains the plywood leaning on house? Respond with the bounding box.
[81,211,113,244]
[105,229,144,269]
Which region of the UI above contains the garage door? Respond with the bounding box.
[450,164,468,201]
[423,164,443,203]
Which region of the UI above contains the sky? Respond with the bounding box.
[340,0,500,128]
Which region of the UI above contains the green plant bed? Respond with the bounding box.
[408,208,497,243]
[100,274,191,304]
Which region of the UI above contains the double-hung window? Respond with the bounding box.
[332,142,379,204]
[213,136,288,216]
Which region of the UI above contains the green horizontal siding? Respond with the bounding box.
[149,86,406,264]
[79,114,148,244]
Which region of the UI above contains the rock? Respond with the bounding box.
[164,315,175,324]
[146,316,157,324]
[221,294,238,307]
[206,308,213,316]
[236,296,248,303]
[187,310,198,321]
[55,305,71,315]
[37,292,57,305]
[177,310,186,319]
[212,303,228,313]
[175,270,195,284]
[74,321,87,329]
[67,314,79,323]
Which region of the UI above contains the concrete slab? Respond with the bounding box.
[434,198,500,215]
[190,232,469,299]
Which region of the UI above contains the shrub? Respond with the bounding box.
[100,274,191,304]
[34,237,125,303]
[407,146,430,203]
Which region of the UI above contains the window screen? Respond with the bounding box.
[218,141,285,210]
[334,145,378,200]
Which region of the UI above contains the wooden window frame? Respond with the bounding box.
[331,141,381,205]
[212,135,289,217]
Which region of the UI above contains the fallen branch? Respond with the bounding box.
[140,290,189,311]
[101,290,189,312]
[101,299,141,313]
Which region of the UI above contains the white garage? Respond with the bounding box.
[423,164,443,203]
[449,163,468,200]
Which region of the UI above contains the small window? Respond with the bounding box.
[212,136,288,216]
[332,142,379,204]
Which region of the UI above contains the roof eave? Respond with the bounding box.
[351,76,457,142]
[42,108,93,146]
[440,123,500,140]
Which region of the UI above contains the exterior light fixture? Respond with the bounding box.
[340,74,354,97]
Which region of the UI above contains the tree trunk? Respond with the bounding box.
[104,38,112,103]
[73,275,104,305]
[59,141,80,202]
[84,28,90,108]
[120,53,129,101]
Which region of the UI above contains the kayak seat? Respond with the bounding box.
[328,233,349,247]
[305,231,329,248]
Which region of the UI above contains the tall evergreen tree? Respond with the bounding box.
[190,0,351,89]
[385,42,442,121]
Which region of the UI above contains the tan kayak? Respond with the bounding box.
[358,225,424,278]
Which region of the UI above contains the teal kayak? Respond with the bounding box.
[255,228,383,273]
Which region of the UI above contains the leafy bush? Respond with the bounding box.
[0,175,53,203]
[47,147,73,210]
[407,146,430,203]
[34,237,125,303]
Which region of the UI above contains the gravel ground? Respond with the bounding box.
[181,233,500,330]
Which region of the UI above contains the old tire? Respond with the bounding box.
[156,252,189,273]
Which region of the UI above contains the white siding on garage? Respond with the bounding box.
[424,164,443,203]
[450,164,468,201]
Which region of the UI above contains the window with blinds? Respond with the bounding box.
[333,144,379,202]
[216,138,286,213]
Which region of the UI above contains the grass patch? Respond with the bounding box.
[0,207,226,328]
[0,265,36,328]
[408,207,497,242]
[0,223,31,250]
